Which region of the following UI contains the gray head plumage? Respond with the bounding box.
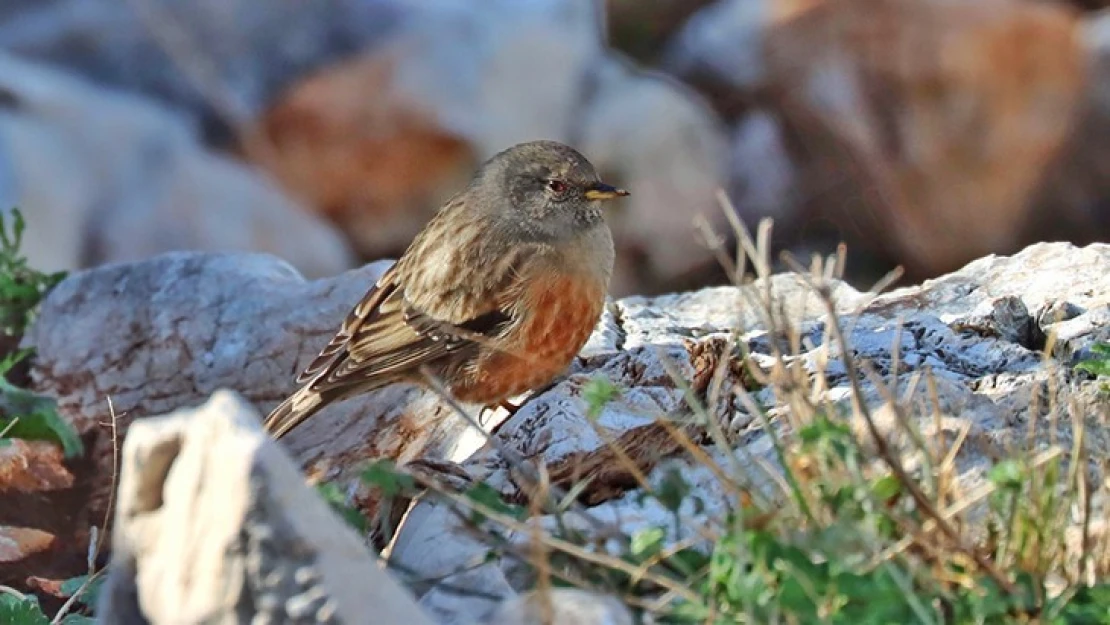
[468,141,628,239]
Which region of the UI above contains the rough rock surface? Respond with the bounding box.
[25,241,1110,623]
[0,52,355,278]
[97,389,436,624]
[486,588,633,625]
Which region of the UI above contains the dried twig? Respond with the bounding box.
[51,396,121,624]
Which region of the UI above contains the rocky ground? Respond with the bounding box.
[4,0,1110,621]
[5,239,1108,623]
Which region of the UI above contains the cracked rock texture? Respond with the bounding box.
[96,389,436,625]
[24,241,1110,623]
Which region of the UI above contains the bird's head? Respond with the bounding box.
[473,140,628,239]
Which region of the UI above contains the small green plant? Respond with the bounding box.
[0,208,65,339]
[1074,342,1110,393]
[361,459,416,498]
[316,482,369,534]
[0,570,102,624]
[0,350,82,457]
[0,207,80,455]
[0,208,93,623]
[583,375,620,419]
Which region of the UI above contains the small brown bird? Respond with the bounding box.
[264,140,628,439]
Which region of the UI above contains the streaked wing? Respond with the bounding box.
[298,266,514,396]
[293,264,400,385]
[294,191,534,396]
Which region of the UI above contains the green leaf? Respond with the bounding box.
[59,574,104,608]
[1075,360,1110,378]
[0,208,24,253]
[655,467,691,513]
[464,483,527,522]
[1075,342,1110,379]
[987,459,1025,491]
[630,526,666,560]
[1053,583,1110,624]
[870,474,903,502]
[0,348,31,377]
[359,459,414,498]
[582,375,619,420]
[798,415,855,462]
[0,593,50,625]
[315,482,367,533]
[0,377,82,458]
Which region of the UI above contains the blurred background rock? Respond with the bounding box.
[2,0,1107,295]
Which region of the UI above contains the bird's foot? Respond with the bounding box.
[477,400,518,432]
[478,379,564,430]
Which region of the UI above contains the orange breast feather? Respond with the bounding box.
[451,272,605,404]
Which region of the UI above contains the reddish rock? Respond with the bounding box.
[0,440,74,492]
[763,0,1086,279]
[24,576,66,598]
[252,52,478,262]
[0,526,55,563]
[668,0,1090,282]
[0,430,106,613]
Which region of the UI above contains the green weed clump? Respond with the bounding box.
[0,574,102,625]
[0,209,65,339]
[0,209,78,455]
[0,208,99,624]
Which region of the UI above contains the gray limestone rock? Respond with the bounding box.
[97,389,435,625]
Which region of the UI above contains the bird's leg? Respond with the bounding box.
[477,400,520,429]
[477,402,511,429]
[478,378,565,428]
[499,377,565,415]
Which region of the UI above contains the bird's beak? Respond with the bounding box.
[584,182,630,201]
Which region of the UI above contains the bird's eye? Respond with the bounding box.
[546,179,568,194]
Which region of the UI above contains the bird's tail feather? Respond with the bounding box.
[263,389,325,440]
